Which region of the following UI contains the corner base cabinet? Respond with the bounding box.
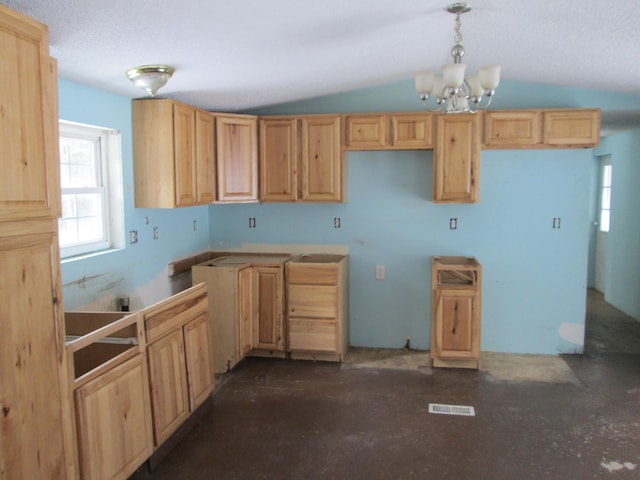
[431,256,482,369]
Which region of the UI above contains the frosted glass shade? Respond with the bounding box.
[126,65,175,97]
[432,77,446,98]
[442,63,466,88]
[478,65,502,90]
[465,75,485,97]
[414,71,436,94]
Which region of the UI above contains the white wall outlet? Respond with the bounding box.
[375,265,385,280]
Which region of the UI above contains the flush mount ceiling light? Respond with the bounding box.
[125,64,175,97]
[414,3,501,113]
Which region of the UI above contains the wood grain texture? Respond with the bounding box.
[300,115,343,202]
[259,117,298,201]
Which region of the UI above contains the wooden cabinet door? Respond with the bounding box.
[390,113,434,148]
[259,118,298,201]
[216,114,258,202]
[344,114,387,150]
[543,109,600,146]
[147,329,190,446]
[252,266,284,351]
[0,221,68,479]
[74,354,154,480]
[238,267,254,356]
[173,102,197,207]
[483,111,542,147]
[434,114,481,203]
[432,289,479,361]
[300,115,343,202]
[183,313,215,410]
[195,109,216,204]
[0,8,59,222]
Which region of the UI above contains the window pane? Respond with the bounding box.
[60,194,77,218]
[601,187,611,210]
[69,164,97,187]
[600,210,610,232]
[77,216,103,242]
[59,218,79,245]
[602,165,612,187]
[76,193,102,217]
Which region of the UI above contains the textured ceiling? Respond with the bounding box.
[3,0,640,113]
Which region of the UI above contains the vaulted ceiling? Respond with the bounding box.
[4,0,640,113]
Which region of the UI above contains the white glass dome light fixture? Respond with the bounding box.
[414,3,501,113]
[125,64,175,97]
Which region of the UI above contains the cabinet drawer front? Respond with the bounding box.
[288,285,338,318]
[144,284,208,343]
[288,319,338,352]
[287,264,338,285]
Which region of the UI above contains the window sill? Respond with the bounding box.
[61,247,124,264]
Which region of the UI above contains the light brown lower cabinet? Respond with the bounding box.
[286,254,349,362]
[143,283,214,447]
[431,256,482,369]
[65,311,154,480]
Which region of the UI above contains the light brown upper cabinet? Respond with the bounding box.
[216,114,258,203]
[434,114,481,203]
[344,113,434,150]
[483,108,600,148]
[260,115,343,202]
[543,109,601,147]
[132,98,216,208]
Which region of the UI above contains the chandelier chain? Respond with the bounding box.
[454,13,463,45]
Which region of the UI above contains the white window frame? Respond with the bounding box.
[598,158,612,233]
[58,120,124,259]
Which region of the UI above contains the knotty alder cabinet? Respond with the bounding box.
[344,113,434,150]
[143,283,214,447]
[286,254,349,361]
[132,98,216,208]
[431,256,482,369]
[192,255,289,374]
[259,115,343,202]
[0,4,77,479]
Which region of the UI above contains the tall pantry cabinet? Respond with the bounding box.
[0,4,76,480]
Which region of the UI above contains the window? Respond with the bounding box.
[598,159,612,233]
[58,121,123,258]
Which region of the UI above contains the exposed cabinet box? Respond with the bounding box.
[286,254,349,362]
[132,98,216,208]
[216,114,259,203]
[434,114,481,203]
[431,256,482,369]
[142,283,214,447]
[259,115,344,202]
[483,109,600,148]
[344,113,434,150]
[192,255,289,374]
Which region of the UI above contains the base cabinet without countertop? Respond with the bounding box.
[286,254,349,362]
[192,255,289,374]
[431,256,482,369]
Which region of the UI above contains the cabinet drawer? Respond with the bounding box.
[288,319,338,352]
[288,285,338,318]
[287,264,338,285]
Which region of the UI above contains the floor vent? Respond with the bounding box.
[428,403,475,416]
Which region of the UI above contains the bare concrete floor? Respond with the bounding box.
[130,290,640,480]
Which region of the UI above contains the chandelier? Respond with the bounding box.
[414,3,501,113]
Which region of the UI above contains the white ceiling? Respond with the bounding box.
[4,0,640,113]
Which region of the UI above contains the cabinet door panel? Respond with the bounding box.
[259,118,298,201]
[300,116,342,202]
[0,14,58,222]
[74,354,153,480]
[238,267,254,355]
[173,103,197,206]
[287,263,338,285]
[433,289,478,359]
[483,111,542,147]
[391,114,433,148]
[289,319,338,352]
[216,115,258,202]
[543,109,600,146]
[195,109,216,204]
[345,115,386,149]
[0,225,67,479]
[147,329,190,446]
[434,114,480,203]
[184,314,215,410]
[253,266,284,350]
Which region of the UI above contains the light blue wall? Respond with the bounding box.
[58,79,211,311]
[594,130,640,320]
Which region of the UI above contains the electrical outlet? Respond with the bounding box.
[334,217,341,228]
[375,265,385,280]
[153,227,159,240]
[449,218,458,230]
[249,217,256,228]
[193,220,198,231]
[553,217,561,229]
[129,230,138,244]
